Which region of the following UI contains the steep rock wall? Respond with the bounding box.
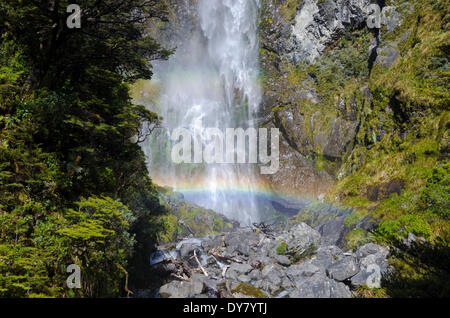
[258,0,408,199]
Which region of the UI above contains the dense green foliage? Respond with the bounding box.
[0,0,170,297]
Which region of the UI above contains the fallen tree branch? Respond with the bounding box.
[208,248,243,264]
[256,234,266,247]
[194,250,208,277]
[116,263,133,297]
[253,222,275,236]
[170,273,189,281]
[164,257,194,279]
[222,265,230,278]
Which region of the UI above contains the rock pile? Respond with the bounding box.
[151,222,389,298]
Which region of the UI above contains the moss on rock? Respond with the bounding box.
[231,283,268,298]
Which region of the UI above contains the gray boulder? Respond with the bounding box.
[255,263,287,296]
[249,269,262,281]
[180,243,199,259]
[286,261,321,281]
[289,273,351,298]
[306,245,344,273]
[350,266,381,288]
[355,243,388,259]
[285,222,321,257]
[274,254,291,266]
[159,274,205,298]
[326,256,360,282]
[224,230,260,255]
[351,243,390,288]
[225,263,253,281]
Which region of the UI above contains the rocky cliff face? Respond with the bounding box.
[258,0,423,200]
[259,0,449,258]
[277,0,371,63]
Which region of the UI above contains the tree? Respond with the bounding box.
[0,0,171,297]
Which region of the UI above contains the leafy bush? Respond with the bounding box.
[345,228,373,251]
[276,242,287,255]
[377,214,433,241]
[419,162,450,219]
[58,197,136,297]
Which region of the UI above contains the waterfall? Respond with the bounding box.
[142,0,268,226]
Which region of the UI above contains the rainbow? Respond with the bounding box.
[150,174,315,206]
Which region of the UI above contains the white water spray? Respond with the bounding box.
[142,0,267,225]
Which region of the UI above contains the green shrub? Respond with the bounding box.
[419,162,450,219]
[377,214,433,241]
[344,211,364,228]
[276,242,287,255]
[345,228,372,251]
[290,244,317,263]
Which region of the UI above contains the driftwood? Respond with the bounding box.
[221,265,230,278]
[208,248,243,264]
[170,273,189,281]
[116,263,133,297]
[252,222,274,236]
[251,261,264,271]
[163,249,210,281]
[194,250,209,277]
[254,234,266,248]
[164,257,194,281]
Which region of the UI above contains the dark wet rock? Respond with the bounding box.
[316,217,346,246]
[322,118,359,161]
[262,133,335,200]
